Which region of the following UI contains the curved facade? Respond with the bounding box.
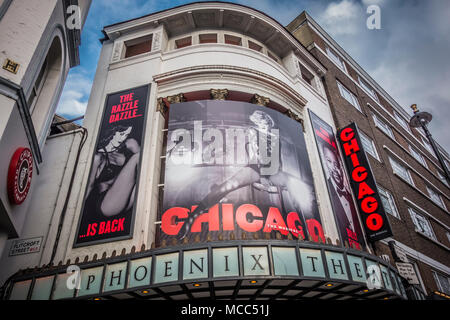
[0,0,91,268]
[1,2,413,301]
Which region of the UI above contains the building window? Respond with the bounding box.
[299,63,316,89]
[337,81,361,111]
[421,136,436,157]
[28,57,48,111]
[377,185,400,219]
[124,35,153,58]
[432,271,450,295]
[409,145,427,168]
[267,51,279,63]
[394,111,411,133]
[408,207,436,240]
[389,157,413,185]
[199,33,217,44]
[326,47,346,72]
[437,170,449,187]
[426,185,446,210]
[358,76,379,102]
[224,34,242,46]
[175,36,192,49]
[248,40,263,52]
[359,131,379,160]
[373,114,394,139]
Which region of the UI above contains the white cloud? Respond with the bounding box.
[56,71,92,119]
[318,0,363,36]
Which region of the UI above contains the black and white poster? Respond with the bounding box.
[159,100,324,244]
[75,85,150,246]
[309,111,365,249]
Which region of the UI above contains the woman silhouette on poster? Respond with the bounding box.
[84,125,140,219]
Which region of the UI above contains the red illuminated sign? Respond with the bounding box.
[338,123,393,242]
[7,147,33,205]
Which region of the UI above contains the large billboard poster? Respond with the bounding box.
[74,85,150,246]
[309,111,365,249]
[159,100,325,244]
[338,123,393,242]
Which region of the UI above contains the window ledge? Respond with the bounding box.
[392,171,450,216]
[384,145,450,203]
[414,230,450,252]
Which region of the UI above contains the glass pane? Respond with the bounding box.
[299,248,325,278]
[154,253,179,284]
[199,33,217,44]
[183,249,208,280]
[78,266,104,297]
[248,40,262,52]
[175,36,192,49]
[224,34,241,46]
[325,251,348,280]
[213,247,239,277]
[242,247,270,276]
[9,280,32,300]
[272,247,299,276]
[31,276,54,300]
[128,257,152,289]
[103,262,127,292]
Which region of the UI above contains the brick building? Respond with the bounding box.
[287,11,450,299]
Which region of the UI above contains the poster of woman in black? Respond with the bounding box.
[75,85,149,246]
[159,100,325,244]
[309,111,366,250]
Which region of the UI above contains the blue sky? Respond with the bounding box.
[56,0,450,152]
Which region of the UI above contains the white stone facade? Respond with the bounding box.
[0,2,349,285]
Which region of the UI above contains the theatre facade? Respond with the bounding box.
[1,2,414,300]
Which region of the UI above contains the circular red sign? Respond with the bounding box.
[7,147,33,205]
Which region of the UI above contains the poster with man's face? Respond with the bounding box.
[309,111,365,249]
[74,85,149,247]
[159,100,324,244]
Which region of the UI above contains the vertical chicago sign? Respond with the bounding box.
[159,100,325,244]
[337,123,393,242]
[75,85,150,246]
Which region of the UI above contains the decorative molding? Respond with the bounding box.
[111,42,123,63]
[153,64,308,108]
[210,88,228,100]
[152,31,161,51]
[251,93,269,106]
[156,97,168,115]
[166,93,186,104]
[285,109,304,129]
